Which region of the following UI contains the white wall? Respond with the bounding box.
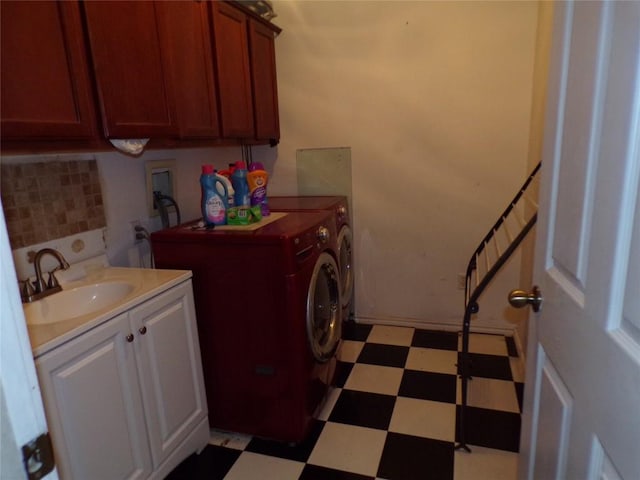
[518,2,555,353]
[268,0,539,331]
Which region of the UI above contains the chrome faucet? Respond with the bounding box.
[22,248,70,303]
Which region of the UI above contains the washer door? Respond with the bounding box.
[306,252,341,362]
[337,225,354,309]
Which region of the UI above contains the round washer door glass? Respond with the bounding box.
[306,252,341,362]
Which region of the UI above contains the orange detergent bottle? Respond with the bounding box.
[247,162,269,216]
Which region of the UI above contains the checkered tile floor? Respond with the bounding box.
[166,323,525,480]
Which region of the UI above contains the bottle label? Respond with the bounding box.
[205,195,225,223]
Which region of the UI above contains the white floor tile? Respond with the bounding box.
[367,325,414,346]
[405,346,458,375]
[338,339,364,363]
[308,422,387,477]
[344,363,403,396]
[460,333,509,356]
[510,356,525,383]
[224,452,305,480]
[209,429,252,450]
[389,397,456,442]
[454,445,518,480]
[457,377,520,413]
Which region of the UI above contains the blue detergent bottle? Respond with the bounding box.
[200,165,228,226]
[230,161,250,208]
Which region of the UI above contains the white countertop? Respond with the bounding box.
[27,267,192,358]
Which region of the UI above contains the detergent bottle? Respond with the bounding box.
[230,161,250,208]
[200,165,228,226]
[215,170,234,208]
[247,162,270,216]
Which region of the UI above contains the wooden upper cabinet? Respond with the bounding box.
[82,1,178,139]
[156,1,220,139]
[0,1,97,140]
[210,1,255,139]
[248,18,280,143]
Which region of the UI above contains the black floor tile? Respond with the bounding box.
[412,329,459,351]
[515,382,524,413]
[300,464,375,480]
[334,361,353,388]
[342,321,372,341]
[356,343,409,368]
[328,389,396,430]
[377,432,454,480]
[165,444,240,480]
[456,406,521,453]
[398,369,457,404]
[245,419,324,462]
[457,352,513,381]
[505,336,519,357]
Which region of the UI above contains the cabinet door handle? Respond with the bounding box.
[126,333,134,343]
[138,326,147,335]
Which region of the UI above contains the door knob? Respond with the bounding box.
[508,286,542,312]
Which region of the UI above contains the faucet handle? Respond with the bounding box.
[21,279,35,300]
[47,270,61,289]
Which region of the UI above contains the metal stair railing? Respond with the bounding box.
[455,161,541,453]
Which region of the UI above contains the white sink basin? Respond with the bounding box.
[24,281,135,325]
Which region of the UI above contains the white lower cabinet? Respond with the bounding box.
[35,280,208,480]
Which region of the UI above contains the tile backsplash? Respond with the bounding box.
[1,159,106,249]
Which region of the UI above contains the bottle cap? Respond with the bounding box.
[235,161,247,170]
[202,165,214,174]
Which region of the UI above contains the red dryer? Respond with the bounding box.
[268,196,354,322]
[151,211,341,443]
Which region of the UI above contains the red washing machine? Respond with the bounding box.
[150,211,341,443]
[268,196,354,322]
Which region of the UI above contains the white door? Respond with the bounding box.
[0,203,58,479]
[518,2,640,480]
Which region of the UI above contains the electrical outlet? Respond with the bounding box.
[131,220,142,244]
[457,273,466,290]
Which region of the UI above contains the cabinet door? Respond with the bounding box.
[83,1,177,138]
[0,0,96,140]
[157,1,221,139]
[249,19,280,143]
[130,282,207,469]
[36,313,151,480]
[211,1,255,138]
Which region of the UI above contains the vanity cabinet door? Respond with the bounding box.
[36,313,151,480]
[0,0,97,140]
[130,282,207,469]
[249,18,280,143]
[82,1,178,139]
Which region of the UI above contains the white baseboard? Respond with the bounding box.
[354,314,517,337]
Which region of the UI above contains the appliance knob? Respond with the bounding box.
[317,226,330,243]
